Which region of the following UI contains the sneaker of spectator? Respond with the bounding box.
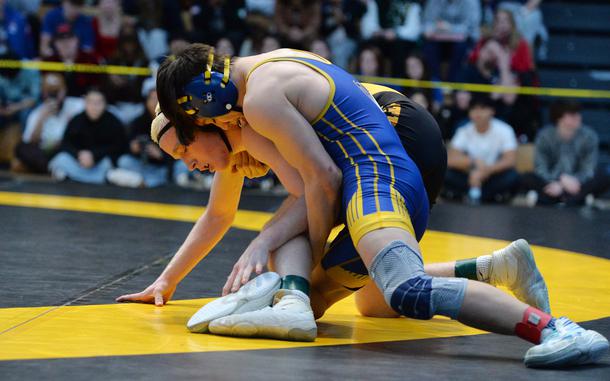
[40,0,95,58]
[48,88,128,185]
[15,73,85,174]
[444,94,520,203]
[106,168,144,188]
[49,22,100,97]
[520,100,610,206]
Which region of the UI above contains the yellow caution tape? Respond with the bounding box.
[2,59,609,99]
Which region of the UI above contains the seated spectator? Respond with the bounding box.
[275,0,321,49]
[48,88,128,184]
[102,26,148,124]
[40,0,95,57]
[190,0,246,49]
[48,23,100,97]
[260,34,281,53]
[0,0,35,59]
[14,73,84,173]
[498,0,548,57]
[0,54,39,127]
[521,100,610,206]
[320,0,365,69]
[107,86,171,188]
[436,90,471,140]
[444,94,519,203]
[422,0,481,81]
[93,0,123,62]
[354,45,386,77]
[360,0,421,75]
[460,9,539,141]
[403,52,442,112]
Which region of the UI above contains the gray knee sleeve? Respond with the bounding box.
[370,240,467,319]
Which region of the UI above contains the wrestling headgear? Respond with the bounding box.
[177,48,239,119]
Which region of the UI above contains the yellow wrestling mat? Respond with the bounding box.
[1,192,609,361]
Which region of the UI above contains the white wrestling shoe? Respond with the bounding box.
[524,317,609,368]
[490,239,551,313]
[208,289,318,342]
[187,272,281,333]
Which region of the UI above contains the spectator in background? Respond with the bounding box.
[522,100,610,206]
[15,73,84,173]
[215,37,235,57]
[422,0,481,82]
[192,0,246,49]
[403,52,442,113]
[40,0,95,57]
[436,90,471,140]
[497,0,547,58]
[49,23,100,97]
[460,9,539,141]
[107,86,171,188]
[354,45,385,77]
[260,34,281,52]
[0,54,39,127]
[275,0,321,49]
[309,38,331,61]
[0,0,35,59]
[48,88,127,184]
[360,0,422,76]
[93,0,123,62]
[102,26,148,124]
[445,94,519,203]
[320,0,365,69]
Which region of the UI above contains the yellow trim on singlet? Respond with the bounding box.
[245,56,336,125]
[349,211,415,247]
[361,82,402,96]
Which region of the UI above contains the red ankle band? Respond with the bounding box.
[515,307,553,344]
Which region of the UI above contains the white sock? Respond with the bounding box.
[476,255,492,282]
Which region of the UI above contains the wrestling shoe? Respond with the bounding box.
[489,239,551,313]
[187,271,281,333]
[208,289,318,342]
[524,317,609,368]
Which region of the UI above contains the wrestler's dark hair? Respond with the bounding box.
[156,43,233,145]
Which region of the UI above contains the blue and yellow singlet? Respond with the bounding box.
[247,54,429,246]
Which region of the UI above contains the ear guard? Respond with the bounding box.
[177,48,239,119]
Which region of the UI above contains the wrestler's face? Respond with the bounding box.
[159,128,230,173]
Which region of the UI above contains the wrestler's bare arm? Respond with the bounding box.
[243,80,341,263]
[116,170,244,305]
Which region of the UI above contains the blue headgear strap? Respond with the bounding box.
[177,49,239,119]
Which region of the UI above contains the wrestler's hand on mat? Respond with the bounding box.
[116,278,176,306]
[222,238,270,296]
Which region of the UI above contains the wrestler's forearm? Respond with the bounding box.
[159,212,234,285]
[305,178,341,261]
[258,196,308,253]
